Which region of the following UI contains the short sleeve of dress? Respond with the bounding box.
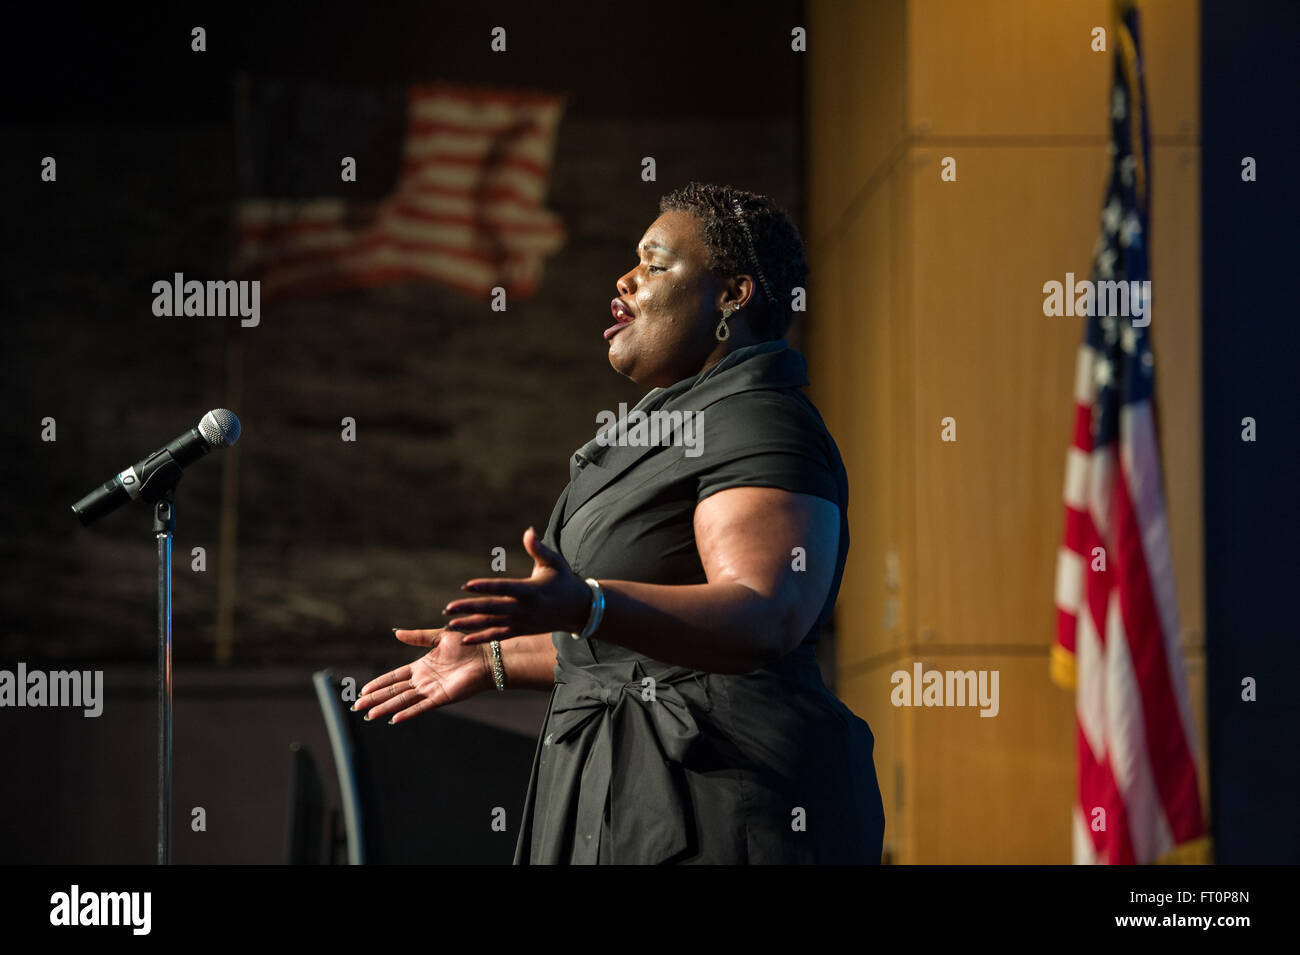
[692,390,840,506]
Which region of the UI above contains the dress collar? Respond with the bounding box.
[555,339,812,532]
[632,338,808,417]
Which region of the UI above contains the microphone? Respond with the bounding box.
[71,409,241,526]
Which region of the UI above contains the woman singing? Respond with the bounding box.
[353,182,886,864]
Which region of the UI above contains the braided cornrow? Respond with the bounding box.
[731,200,777,305]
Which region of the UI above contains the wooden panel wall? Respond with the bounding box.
[806,0,1203,863]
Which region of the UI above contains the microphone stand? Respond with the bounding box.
[132,454,185,866]
[152,491,175,865]
[73,417,240,865]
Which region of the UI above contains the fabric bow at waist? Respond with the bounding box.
[546,661,711,864]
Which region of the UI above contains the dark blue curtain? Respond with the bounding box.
[1202,0,1300,864]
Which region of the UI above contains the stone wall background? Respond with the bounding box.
[0,4,810,675]
[0,2,815,863]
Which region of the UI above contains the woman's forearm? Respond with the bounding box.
[488,630,558,691]
[594,580,788,674]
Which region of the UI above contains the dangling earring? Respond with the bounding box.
[717,304,736,342]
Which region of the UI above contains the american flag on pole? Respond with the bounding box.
[1051,1,1207,865]
[232,80,568,304]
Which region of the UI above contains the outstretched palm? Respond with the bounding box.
[353,628,490,724]
[444,526,591,644]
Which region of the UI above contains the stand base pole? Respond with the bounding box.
[154,494,175,865]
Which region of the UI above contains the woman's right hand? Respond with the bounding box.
[353,628,493,724]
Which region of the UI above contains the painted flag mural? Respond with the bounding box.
[1050,1,1208,865]
[232,79,568,304]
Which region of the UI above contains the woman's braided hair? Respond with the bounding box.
[658,182,809,341]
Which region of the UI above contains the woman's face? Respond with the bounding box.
[607,210,735,388]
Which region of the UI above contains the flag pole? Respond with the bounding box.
[215,74,251,665]
[214,334,242,665]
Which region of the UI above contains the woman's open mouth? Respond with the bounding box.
[605,299,635,340]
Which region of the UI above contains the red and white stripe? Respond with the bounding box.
[233,82,567,304]
[1054,342,1205,864]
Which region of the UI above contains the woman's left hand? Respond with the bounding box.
[445,526,593,644]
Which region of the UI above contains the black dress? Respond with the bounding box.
[513,339,886,864]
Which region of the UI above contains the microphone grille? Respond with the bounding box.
[199,409,241,447]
